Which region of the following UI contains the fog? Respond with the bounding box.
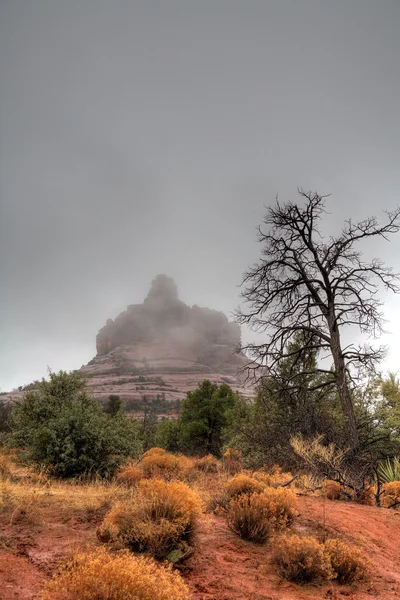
[1,1,400,391]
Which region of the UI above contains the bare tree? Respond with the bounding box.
[237,190,400,449]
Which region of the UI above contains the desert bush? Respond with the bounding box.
[274,535,334,584]
[381,481,400,507]
[222,448,243,474]
[226,486,295,542]
[115,465,144,487]
[324,538,368,584]
[38,547,190,600]
[139,448,192,480]
[253,465,294,487]
[193,454,219,473]
[98,478,201,558]
[223,473,265,504]
[322,480,342,500]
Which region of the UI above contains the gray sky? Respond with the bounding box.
[1,1,400,390]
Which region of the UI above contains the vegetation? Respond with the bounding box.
[226,486,296,542]
[39,547,190,600]
[10,371,142,477]
[324,538,368,584]
[274,535,334,583]
[238,191,400,449]
[98,478,202,558]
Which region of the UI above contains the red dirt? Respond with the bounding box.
[184,496,400,600]
[1,496,400,599]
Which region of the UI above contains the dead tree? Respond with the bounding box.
[237,190,400,450]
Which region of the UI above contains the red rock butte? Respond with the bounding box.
[80,275,254,403]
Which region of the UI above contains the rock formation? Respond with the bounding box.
[80,275,253,404]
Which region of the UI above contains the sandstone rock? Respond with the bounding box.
[82,275,254,404]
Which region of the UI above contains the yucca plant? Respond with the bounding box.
[378,457,400,483]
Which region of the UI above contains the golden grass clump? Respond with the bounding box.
[324,538,368,584]
[253,466,294,488]
[192,454,219,473]
[381,481,400,508]
[223,473,265,503]
[139,448,192,480]
[115,465,144,487]
[98,478,202,558]
[226,486,296,542]
[322,480,342,500]
[38,547,190,600]
[222,448,243,474]
[274,535,334,584]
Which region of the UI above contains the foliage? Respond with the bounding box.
[324,539,368,584]
[238,191,400,449]
[223,473,265,503]
[115,465,144,487]
[381,481,400,508]
[10,371,142,477]
[322,480,343,500]
[38,547,190,600]
[223,335,347,470]
[274,535,334,584]
[226,486,296,542]
[139,448,192,480]
[154,418,182,452]
[192,454,219,473]
[104,394,124,416]
[178,380,238,456]
[378,456,400,483]
[98,478,202,558]
[226,492,277,542]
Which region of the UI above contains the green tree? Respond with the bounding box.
[104,394,124,417]
[11,371,142,477]
[178,380,238,456]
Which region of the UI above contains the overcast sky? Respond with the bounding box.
[1,1,400,391]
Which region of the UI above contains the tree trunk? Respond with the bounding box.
[328,314,359,450]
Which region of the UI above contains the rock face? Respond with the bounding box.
[80,275,253,404]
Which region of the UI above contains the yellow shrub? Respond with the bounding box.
[381,481,400,508]
[222,448,243,474]
[324,539,368,584]
[115,465,144,487]
[192,454,219,473]
[322,480,342,500]
[254,466,294,487]
[98,479,202,558]
[274,535,334,584]
[139,448,192,480]
[355,486,375,506]
[38,547,190,600]
[223,474,265,503]
[261,486,297,526]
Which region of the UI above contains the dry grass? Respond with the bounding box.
[324,538,369,584]
[139,448,193,480]
[381,481,400,508]
[222,473,265,504]
[38,547,190,600]
[97,478,202,558]
[191,454,219,474]
[115,465,144,487]
[322,480,342,500]
[274,535,334,584]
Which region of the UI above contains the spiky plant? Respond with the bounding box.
[378,457,400,483]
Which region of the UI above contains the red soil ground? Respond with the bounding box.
[0,496,399,599]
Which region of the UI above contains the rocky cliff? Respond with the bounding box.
[80,275,253,404]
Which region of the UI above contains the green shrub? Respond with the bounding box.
[11,371,142,477]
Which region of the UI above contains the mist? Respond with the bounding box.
[1,1,400,390]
